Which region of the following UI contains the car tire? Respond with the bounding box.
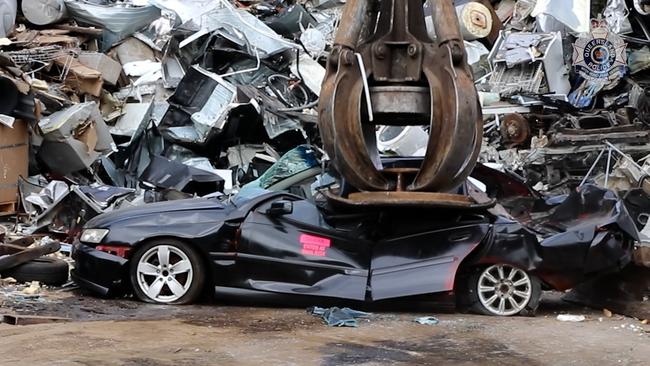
[0,257,69,286]
[129,239,205,305]
[465,264,541,316]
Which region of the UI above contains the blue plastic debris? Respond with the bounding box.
[308,306,371,327]
[414,316,439,325]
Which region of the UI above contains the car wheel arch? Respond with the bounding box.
[452,233,540,310]
[458,225,542,275]
[131,235,210,258]
[459,254,558,293]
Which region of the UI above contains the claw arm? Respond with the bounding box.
[333,0,371,49]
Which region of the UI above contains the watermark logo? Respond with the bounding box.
[572,17,627,90]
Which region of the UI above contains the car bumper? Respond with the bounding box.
[71,241,129,296]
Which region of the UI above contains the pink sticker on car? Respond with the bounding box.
[300,234,331,256]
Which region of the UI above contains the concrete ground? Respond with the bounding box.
[0,288,648,366]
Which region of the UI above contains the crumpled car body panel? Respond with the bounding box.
[72,186,635,301]
[467,185,637,290]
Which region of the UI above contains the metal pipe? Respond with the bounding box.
[333,0,370,49]
[579,148,607,187]
[277,99,319,112]
[431,0,463,45]
[604,140,648,173]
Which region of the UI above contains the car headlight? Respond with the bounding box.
[80,229,109,244]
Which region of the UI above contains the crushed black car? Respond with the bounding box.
[71,160,638,316]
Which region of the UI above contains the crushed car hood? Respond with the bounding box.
[85,197,226,228]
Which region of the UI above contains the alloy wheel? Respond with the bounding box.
[136,245,194,303]
[477,264,532,316]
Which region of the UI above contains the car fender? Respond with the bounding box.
[99,209,228,250]
[467,221,543,271]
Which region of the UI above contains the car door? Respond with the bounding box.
[370,213,490,300]
[234,198,371,300]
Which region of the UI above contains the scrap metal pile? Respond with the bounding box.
[474,0,650,198]
[0,0,648,285]
[0,0,334,243]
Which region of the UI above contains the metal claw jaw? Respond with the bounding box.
[318,0,484,206]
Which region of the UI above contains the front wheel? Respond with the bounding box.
[129,239,205,304]
[466,264,541,316]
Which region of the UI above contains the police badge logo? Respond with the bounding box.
[572,17,627,90]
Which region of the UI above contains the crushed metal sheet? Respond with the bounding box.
[159,66,239,146]
[178,5,296,57]
[110,102,154,138]
[487,31,570,96]
[38,101,115,174]
[24,180,69,212]
[64,0,161,49]
[139,155,225,196]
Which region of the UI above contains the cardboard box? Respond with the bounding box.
[55,56,104,97]
[0,120,29,204]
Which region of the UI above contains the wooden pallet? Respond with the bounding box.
[0,201,17,216]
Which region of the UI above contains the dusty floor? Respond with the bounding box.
[0,288,648,366]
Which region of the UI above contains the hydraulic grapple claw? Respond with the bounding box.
[319,0,483,198]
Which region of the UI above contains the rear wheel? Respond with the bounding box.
[466,264,541,316]
[129,239,205,304]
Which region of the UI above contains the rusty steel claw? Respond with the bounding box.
[318,0,483,195]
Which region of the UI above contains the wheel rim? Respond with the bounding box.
[477,264,532,316]
[136,245,193,303]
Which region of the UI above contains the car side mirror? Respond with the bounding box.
[266,200,293,216]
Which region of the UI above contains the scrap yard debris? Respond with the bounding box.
[308,306,372,327]
[0,0,648,316]
[0,0,326,241]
